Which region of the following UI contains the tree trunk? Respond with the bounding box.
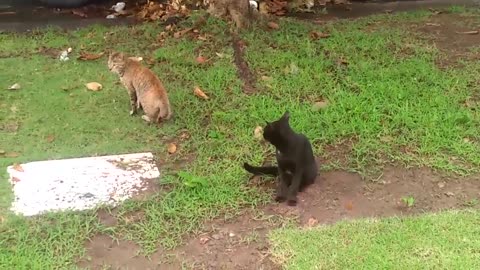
[206,0,253,29]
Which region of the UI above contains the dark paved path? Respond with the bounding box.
[0,0,478,32]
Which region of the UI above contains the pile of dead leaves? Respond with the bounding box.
[259,0,350,16]
[136,0,190,22]
[259,0,288,16]
[157,15,209,44]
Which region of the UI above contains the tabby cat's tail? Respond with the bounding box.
[243,162,278,176]
[156,99,172,123]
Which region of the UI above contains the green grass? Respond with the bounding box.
[269,210,480,269]
[242,11,480,175]
[0,6,480,269]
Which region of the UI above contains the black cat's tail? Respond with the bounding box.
[243,162,278,176]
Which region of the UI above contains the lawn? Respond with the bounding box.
[1,5,480,269]
[270,210,480,269]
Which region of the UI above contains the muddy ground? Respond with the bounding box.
[15,2,476,270]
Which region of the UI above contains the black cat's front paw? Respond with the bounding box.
[275,195,286,203]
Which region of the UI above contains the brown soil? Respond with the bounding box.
[78,9,480,270]
[416,13,480,67]
[80,167,480,270]
[232,33,257,94]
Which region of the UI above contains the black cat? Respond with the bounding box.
[244,111,318,206]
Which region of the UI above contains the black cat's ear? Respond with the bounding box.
[282,111,290,121]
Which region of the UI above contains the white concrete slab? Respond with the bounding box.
[7,152,160,217]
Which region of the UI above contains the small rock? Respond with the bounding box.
[229,232,235,237]
[445,192,455,197]
[212,234,222,240]
[438,182,446,189]
[306,217,318,227]
[106,14,116,19]
[199,236,210,245]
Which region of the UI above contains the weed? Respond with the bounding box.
[402,196,416,208]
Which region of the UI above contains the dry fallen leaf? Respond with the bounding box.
[261,75,273,82]
[128,56,143,62]
[11,176,21,183]
[254,126,263,140]
[344,201,353,211]
[380,135,393,143]
[285,62,300,74]
[307,217,318,227]
[428,8,443,15]
[267,22,280,30]
[312,101,328,111]
[46,134,55,143]
[72,9,88,18]
[173,27,193,39]
[180,131,190,140]
[3,122,19,133]
[78,51,104,61]
[215,52,225,58]
[456,30,479,35]
[195,56,207,64]
[309,31,330,40]
[425,23,440,26]
[7,83,21,90]
[338,58,349,66]
[12,163,24,172]
[85,82,103,91]
[259,2,269,14]
[168,143,177,154]
[194,86,209,100]
[5,152,20,158]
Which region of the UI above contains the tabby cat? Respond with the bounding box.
[108,52,172,124]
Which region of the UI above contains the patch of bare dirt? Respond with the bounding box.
[264,167,480,225]
[417,13,480,67]
[77,235,167,270]
[80,166,480,270]
[232,34,257,94]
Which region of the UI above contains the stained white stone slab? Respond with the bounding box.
[7,152,160,217]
